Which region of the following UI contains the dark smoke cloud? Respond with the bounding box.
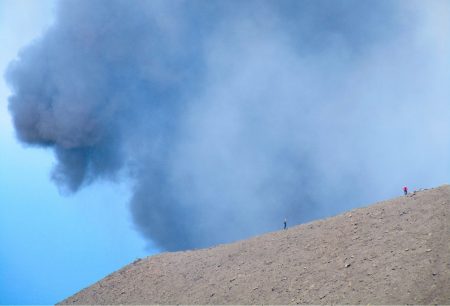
[6,0,449,251]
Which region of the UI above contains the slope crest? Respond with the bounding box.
[59,185,450,304]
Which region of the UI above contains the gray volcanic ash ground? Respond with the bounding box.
[60,185,450,304]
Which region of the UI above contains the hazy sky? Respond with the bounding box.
[1,0,449,304]
[0,1,149,304]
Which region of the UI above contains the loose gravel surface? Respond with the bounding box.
[59,185,450,304]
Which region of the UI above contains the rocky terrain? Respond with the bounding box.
[59,185,450,304]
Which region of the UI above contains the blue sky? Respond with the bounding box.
[1,0,449,304]
[0,1,150,304]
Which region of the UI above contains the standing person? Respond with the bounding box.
[403,186,408,195]
[284,218,287,230]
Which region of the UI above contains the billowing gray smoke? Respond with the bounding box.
[6,0,449,251]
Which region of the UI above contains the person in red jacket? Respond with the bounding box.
[403,186,408,195]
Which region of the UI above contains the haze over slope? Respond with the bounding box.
[60,185,450,304]
[6,0,450,251]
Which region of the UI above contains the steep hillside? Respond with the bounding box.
[59,185,450,304]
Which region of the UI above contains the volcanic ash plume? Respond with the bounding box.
[6,0,450,250]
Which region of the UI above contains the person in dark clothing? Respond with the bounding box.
[403,186,408,195]
[284,218,287,230]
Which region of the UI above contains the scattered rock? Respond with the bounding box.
[58,185,450,305]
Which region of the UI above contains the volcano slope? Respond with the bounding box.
[59,185,450,304]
